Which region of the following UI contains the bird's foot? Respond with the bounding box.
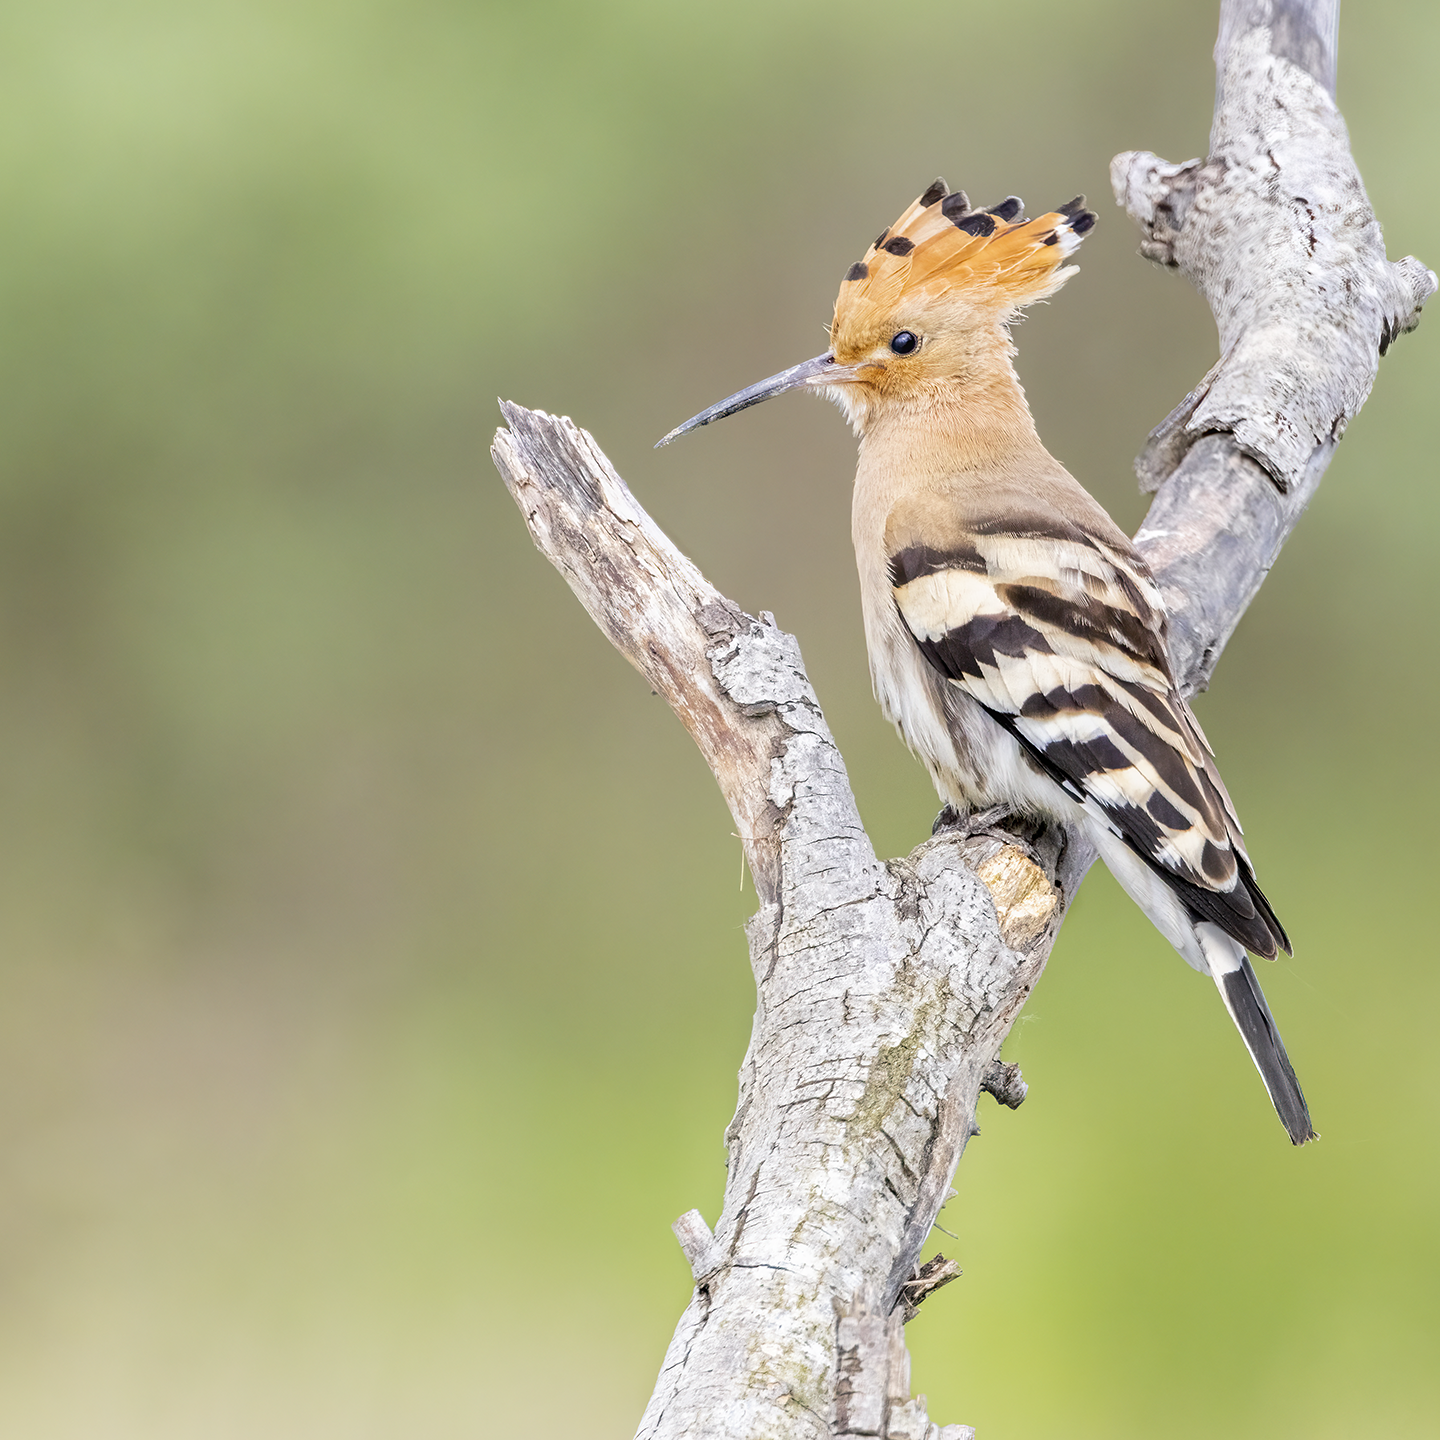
[932,802,1008,835]
[932,804,1048,870]
[931,803,965,834]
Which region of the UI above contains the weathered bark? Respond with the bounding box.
[1116,0,1433,690]
[489,3,1431,1436]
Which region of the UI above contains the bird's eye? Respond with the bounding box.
[889,331,919,355]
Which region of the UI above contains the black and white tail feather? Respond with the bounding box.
[1213,943,1313,1145]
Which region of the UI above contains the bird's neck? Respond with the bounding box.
[854,351,1047,478]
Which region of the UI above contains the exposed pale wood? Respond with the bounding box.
[489,3,1429,1435]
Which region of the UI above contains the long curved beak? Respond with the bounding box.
[656,351,848,448]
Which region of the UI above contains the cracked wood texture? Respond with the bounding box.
[490,4,1430,1436]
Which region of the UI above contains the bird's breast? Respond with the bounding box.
[852,473,1008,810]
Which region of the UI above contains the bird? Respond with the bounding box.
[658,177,1315,1145]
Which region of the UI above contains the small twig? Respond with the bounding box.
[981,1059,1029,1110]
[671,1209,721,1284]
[896,1254,962,1323]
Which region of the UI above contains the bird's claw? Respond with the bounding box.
[932,804,1047,869]
[932,802,1010,838]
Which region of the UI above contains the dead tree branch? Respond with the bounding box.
[1115,0,1434,688]
[489,3,1430,1435]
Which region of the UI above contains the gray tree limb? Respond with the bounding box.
[1116,0,1434,688]
[489,3,1431,1436]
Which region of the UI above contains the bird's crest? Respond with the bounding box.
[832,179,1097,336]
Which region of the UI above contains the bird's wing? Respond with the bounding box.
[887,508,1288,958]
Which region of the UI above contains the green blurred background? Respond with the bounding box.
[0,0,1435,1434]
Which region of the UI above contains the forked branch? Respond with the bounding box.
[490,3,1430,1436]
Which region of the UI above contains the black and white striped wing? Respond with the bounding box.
[889,523,1288,959]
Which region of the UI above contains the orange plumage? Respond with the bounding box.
[832,179,1095,343]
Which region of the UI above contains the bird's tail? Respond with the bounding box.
[1200,925,1316,1145]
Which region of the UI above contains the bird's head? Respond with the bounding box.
[658,179,1096,446]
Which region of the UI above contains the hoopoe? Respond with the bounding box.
[660,179,1315,1145]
